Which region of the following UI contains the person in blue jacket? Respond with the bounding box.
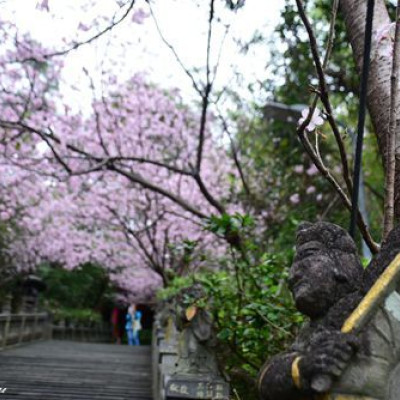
[125,304,142,346]
[132,309,142,346]
[125,311,134,346]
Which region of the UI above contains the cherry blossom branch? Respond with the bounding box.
[147,1,225,217]
[196,85,212,173]
[206,0,215,89]
[107,164,208,219]
[210,20,230,87]
[148,3,201,95]
[196,0,215,173]
[217,111,251,196]
[145,221,163,267]
[0,119,195,177]
[192,172,225,214]
[38,0,136,60]
[325,0,339,69]
[127,228,167,284]
[65,154,193,177]
[161,228,170,273]
[296,0,353,195]
[106,205,168,283]
[165,209,204,229]
[40,131,72,174]
[107,156,192,176]
[148,0,219,193]
[295,0,379,252]
[0,120,209,219]
[297,115,378,253]
[84,69,110,157]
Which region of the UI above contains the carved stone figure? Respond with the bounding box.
[174,284,218,374]
[258,221,400,400]
[162,284,229,399]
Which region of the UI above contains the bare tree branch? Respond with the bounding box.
[297,109,379,253]
[108,163,208,219]
[41,1,136,60]
[296,0,353,195]
[193,172,225,214]
[196,0,216,173]
[148,3,201,94]
[217,111,251,196]
[146,0,225,217]
[295,0,379,253]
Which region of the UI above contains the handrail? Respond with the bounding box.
[52,322,111,342]
[0,312,51,350]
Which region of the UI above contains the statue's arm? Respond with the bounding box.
[257,352,309,400]
[258,331,360,400]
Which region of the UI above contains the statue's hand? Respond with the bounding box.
[299,331,359,388]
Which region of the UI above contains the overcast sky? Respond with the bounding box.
[8,1,284,107]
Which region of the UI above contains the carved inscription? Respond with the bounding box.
[166,379,229,399]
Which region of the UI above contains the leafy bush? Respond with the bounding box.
[49,307,102,325]
[160,214,303,399]
[38,262,115,325]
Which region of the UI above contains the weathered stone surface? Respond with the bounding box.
[154,286,229,400]
[258,222,400,400]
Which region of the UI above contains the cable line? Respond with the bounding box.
[349,0,375,238]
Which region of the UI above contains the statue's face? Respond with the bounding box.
[288,240,338,318]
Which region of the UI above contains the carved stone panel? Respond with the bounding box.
[166,376,229,399]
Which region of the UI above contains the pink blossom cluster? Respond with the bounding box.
[298,107,324,132]
[0,27,235,303]
[0,6,247,304]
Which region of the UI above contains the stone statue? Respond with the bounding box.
[162,284,229,400]
[174,284,218,374]
[258,221,400,400]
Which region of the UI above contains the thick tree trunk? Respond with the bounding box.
[340,0,400,221]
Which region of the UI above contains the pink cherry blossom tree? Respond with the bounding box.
[0,1,253,302]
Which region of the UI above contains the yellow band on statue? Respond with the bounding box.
[292,356,302,389]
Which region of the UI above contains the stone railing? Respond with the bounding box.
[152,311,229,400]
[52,321,111,343]
[0,312,51,350]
